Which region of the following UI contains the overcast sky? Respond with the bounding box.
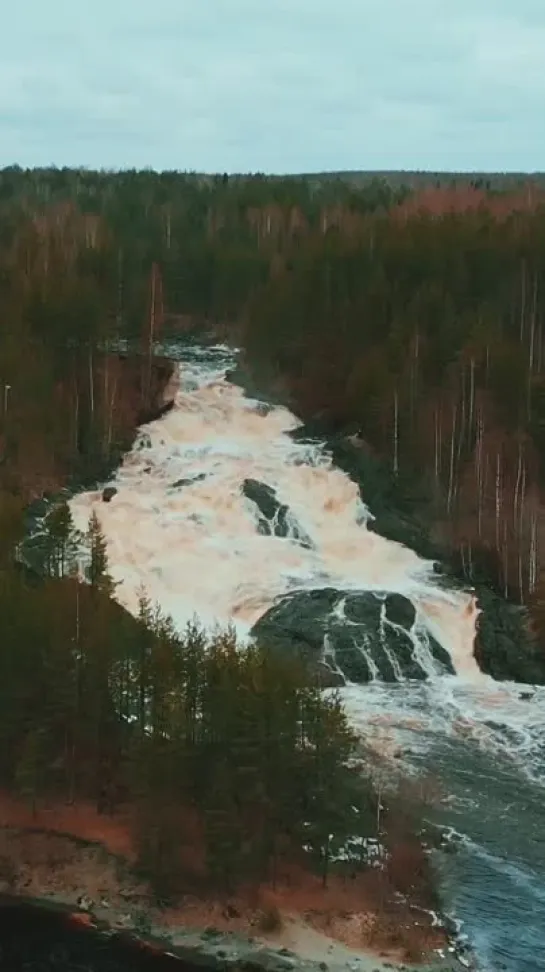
[1,0,543,174]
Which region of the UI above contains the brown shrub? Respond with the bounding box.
[386,840,427,897]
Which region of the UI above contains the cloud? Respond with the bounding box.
[0,0,543,172]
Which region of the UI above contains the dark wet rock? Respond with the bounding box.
[170,473,206,490]
[252,587,337,646]
[253,402,273,417]
[474,587,545,685]
[250,588,454,684]
[242,479,312,547]
[233,360,545,685]
[101,486,118,503]
[327,627,376,683]
[288,415,336,443]
[137,397,175,425]
[225,362,285,409]
[384,592,415,629]
[314,660,346,687]
[328,434,545,684]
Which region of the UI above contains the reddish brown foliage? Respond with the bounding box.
[0,790,447,963]
[393,183,545,222]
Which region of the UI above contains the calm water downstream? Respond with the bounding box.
[67,344,545,972]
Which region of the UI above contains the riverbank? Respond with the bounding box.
[0,794,469,972]
[20,351,178,571]
[226,356,545,686]
[7,343,476,969]
[9,352,177,507]
[68,351,179,493]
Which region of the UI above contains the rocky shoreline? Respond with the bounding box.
[7,347,481,971]
[21,352,179,573]
[0,821,473,972]
[226,358,545,687]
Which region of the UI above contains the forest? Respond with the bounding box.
[1,496,367,897]
[1,163,545,898]
[0,166,395,899]
[239,183,545,650]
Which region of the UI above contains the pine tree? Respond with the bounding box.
[135,587,153,737]
[43,500,79,578]
[85,510,114,597]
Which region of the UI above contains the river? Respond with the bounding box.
[69,343,545,972]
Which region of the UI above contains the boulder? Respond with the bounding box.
[474,587,545,685]
[250,588,454,684]
[101,487,117,503]
[169,473,206,490]
[242,479,312,547]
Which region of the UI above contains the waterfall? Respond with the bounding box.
[69,343,545,972]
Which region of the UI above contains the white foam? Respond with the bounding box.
[69,346,545,783]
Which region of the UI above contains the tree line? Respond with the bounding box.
[3,165,465,899]
[0,167,411,502]
[1,497,373,896]
[2,164,544,893]
[241,186,545,624]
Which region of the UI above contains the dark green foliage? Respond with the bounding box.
[42,500,80,578]
[1,165,544,898]
[0,500,368,895]
[85,510,115,596]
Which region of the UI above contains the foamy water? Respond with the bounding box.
[71,345,474,646]
[69,344,545,780]
[68,344,545,971]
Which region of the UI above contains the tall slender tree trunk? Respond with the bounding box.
[520,259,527,343]
[447,403,457,514]
[88,347,94,422]
[393,389,399,475]
[528,275,538,419]
[495,452,502,552]
[468,357,475,435]
[434,405,440,483]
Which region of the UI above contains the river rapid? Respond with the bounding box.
[70,344,545,972]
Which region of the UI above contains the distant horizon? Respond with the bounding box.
[1,164,544,179]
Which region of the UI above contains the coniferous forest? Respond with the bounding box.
[1,165,545,898]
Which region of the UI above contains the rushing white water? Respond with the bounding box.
[69,343,545,971]
[71,346,477,650]
[69,344,545,778]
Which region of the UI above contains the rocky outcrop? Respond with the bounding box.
[321,432,545,685]
[242,479,312,547]
[126,354,178,425]
[250,588,454,686]
[291,413,545,687]
[473,588,545,685]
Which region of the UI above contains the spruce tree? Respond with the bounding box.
[43,500,79,578]
[85,510,115,597]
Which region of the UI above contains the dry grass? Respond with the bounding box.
[0,789,448,965]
